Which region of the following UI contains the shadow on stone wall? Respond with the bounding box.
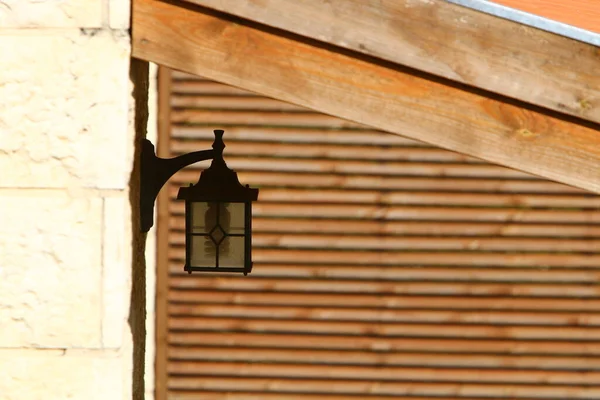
[129,58,149,400]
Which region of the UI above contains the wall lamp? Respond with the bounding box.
[140,129,259,275]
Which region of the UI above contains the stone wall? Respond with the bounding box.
[0,2,147,399]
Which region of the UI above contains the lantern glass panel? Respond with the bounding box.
[227,202,245,234]
[190,202,210,233]
[188,200,248,269]
[190,235,216,267]
[219,236,245,267]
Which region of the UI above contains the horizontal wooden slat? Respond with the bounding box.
[257,250,600,268]
[168,291,600,312]
[167,392,530,400]
[169,346,600,370]
[168,375,600,399]
[170,233,600,252]
[167,392,505,400]
[168,264,600,284]
[169,276,600,298]
[169,304,600,326]
[246,188,600,208]
[169,331,600,355]
[169,360,600,384]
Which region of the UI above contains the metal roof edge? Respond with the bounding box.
[446,0,600,47]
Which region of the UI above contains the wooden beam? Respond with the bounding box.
[490,0,600,34]
[132,0,600,194]
[183,0,600,125]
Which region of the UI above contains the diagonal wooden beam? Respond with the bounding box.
[132,0,600,194]
[183,0,600,125]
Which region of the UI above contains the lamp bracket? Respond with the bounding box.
[140,139,214,232]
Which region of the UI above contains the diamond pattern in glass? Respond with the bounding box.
[209,224,227,245]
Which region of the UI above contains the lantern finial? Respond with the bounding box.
[212,129,225,164]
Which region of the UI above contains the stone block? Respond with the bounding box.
[0,29,132,189]
[0,0,103,28]
[109,0,131,29]
[102,195,132,348]
[0,349,129,400]
[0,192,103,348]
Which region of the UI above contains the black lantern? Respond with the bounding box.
[140,129,258,275]
[177,130,258,275]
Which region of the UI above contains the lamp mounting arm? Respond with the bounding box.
[140,138,214,232]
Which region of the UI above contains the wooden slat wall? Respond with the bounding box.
[160,69,600,400]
